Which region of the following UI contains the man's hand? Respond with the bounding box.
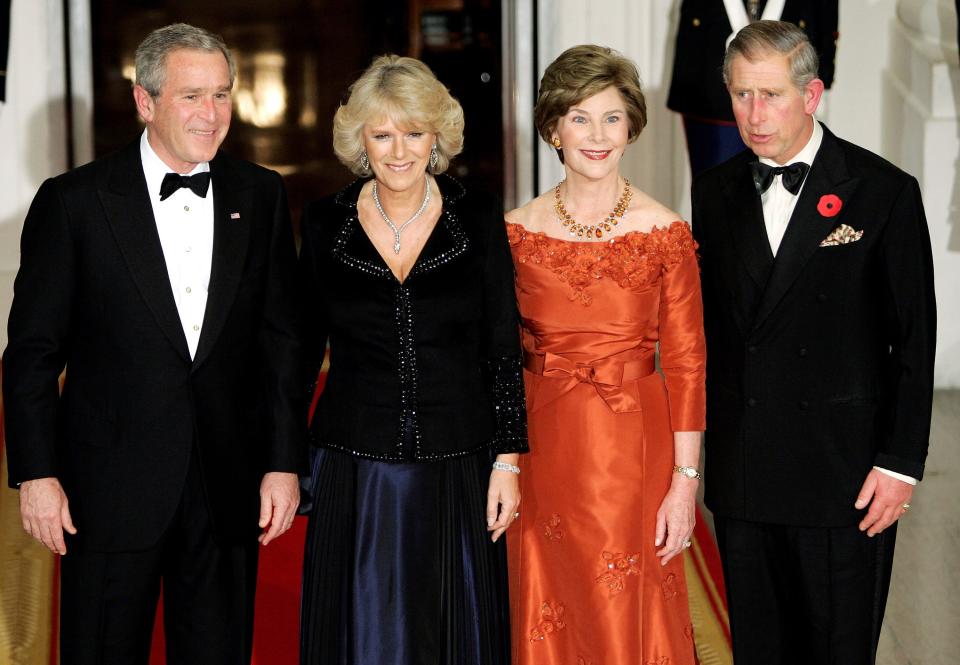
[855,469,914,537]
[258,472,300,546]
[19,477,77,555]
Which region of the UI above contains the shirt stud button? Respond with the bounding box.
[184,205,190,212]
[192,324,200,331]
[185,287,192,294]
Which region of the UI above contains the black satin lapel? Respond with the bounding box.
[723,169,774,289]
[192,163,252,370]
[752,135,860,330]
[408,208,469,279]
[331,217,395,281]
[100,148,191,361]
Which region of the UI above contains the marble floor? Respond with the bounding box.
[876,389,960,665]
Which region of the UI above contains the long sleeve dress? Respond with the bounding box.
[505,220,706,665]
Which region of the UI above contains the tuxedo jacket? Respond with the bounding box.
[692,125,936,527]
[298,175,528,462]
[3,140,307,551]
[668,0,838,123]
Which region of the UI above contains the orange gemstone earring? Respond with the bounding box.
[552,137,562,149]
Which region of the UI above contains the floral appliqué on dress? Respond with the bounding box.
[595,550,643,596]
[529,601,566,642]
[661,572,680,601]
[542,513,563,542]
[507,221,697,306]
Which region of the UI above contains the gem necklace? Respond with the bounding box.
[372,176,432,254]
[554,178,632,240]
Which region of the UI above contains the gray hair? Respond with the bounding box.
[722,20,820,90]
[135,23,236,97]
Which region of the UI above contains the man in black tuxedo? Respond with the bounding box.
[692,21,936,665]
[3,23,306,664]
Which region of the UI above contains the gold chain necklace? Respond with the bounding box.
[554,178,632,240]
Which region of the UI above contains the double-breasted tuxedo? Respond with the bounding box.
[668,0,839,123]
[693,123,936,664]
[692,124,936,527]
[3,139,307,551]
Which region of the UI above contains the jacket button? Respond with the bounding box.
[747,398,757,407]
[817,293,828,303]
[748,345,757,354]
[799,400,809,409]
[799,19,807,29]
[798,348,808,357]
[692,17,701,26]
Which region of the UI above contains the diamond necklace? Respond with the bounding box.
[554,178,632,240]
[372,176,432,254]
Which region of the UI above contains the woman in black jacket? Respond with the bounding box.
[298,55,527,665]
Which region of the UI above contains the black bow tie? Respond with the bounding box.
[750,161,810,196]
[159,172,211,201]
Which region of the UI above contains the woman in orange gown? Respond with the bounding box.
[505,45,706,665]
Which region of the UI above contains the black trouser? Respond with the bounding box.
[60,451,259,665]
[714,516,897,665]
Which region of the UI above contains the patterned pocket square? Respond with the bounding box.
[820,224,863,247]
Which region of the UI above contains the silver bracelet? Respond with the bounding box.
[492,461,521,474]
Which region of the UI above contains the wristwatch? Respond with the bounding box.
[673,465,702,480]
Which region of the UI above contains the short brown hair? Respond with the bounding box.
[723,20,820,90]
[333,55,464,176]
[535,45,647,151]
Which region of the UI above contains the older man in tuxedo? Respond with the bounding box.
[3,23,306,664]
[692,20,936,665]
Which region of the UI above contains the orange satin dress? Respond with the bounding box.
[505,220,706,665]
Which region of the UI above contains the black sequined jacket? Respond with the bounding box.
[299,175,528,462]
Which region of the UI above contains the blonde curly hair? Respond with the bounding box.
[333,55,465,176]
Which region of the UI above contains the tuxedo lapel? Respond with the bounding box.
[752,127,861,330]
[192,154,253,371]
[99,142,191,362]
[722,160,775,289]
[717,156,774,332]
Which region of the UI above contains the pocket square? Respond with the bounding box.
[820,224,863,247]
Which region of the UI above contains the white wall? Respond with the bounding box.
[0,0,69,351]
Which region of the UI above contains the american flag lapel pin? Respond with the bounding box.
[230,212,241,220]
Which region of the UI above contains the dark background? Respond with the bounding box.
[90,0,504,222]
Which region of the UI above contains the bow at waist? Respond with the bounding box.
[523,351,655,413]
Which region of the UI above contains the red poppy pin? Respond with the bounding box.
[817,194,842,218]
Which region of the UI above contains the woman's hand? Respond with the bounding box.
[486,454,521,542]
[655,476,697,565]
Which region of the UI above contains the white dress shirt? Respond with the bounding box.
[760,119,823,256]
[140,130,214,360]
[758,120,917,487]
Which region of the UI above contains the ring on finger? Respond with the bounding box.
[683,540,692,548]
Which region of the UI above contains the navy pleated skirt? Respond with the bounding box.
[300,448,511,665]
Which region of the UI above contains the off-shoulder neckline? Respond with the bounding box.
[505,219,690,245]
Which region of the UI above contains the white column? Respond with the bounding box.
[0,0,70,351]
[535,0,687,214]
[884,0,960,387]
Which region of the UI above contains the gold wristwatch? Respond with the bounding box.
[673,465,702,480]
